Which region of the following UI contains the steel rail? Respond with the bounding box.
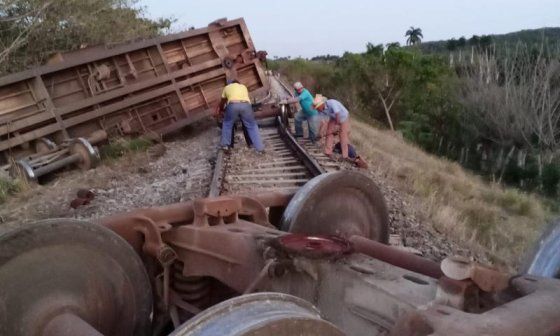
[273,75,325,177]
[208,75,326,197]
[275,112,325,177]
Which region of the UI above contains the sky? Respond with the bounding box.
[140,0,560,58]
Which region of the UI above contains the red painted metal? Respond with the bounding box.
[349,235,444,279]
[5,186,560,335]
[274,234,353,259]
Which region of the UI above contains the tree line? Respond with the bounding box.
[1,4,559,197]
[269,33,560,197]
[0,0,172,75]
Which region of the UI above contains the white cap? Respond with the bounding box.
[293,82,304,90]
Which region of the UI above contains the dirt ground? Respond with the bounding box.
[0,120,220,231]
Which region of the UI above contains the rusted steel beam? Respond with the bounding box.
[252,103,283,119]
[32,76,69,138]
[349,235,444,279]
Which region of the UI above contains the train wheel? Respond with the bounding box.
[170,292,344,336]
[71,137,100,170]
[280,171,389,243]
[523,218,560,278]
[0,219,152,336]
[9,159,36,182]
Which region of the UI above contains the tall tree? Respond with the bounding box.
[459,45,560,183]
[446,38,458,51]
[468,35,481,46]
[386,42,401,50]
[405,26,423,46]
[0,0,172,75]
[479,35,493,51]
[365,42,384,56]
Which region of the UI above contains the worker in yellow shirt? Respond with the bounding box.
[215,79,264,153]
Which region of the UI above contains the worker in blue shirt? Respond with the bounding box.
[293,82,319,142]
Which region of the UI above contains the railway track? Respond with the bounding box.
[211,75,345,197]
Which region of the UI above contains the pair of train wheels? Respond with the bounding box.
[0,171,388,335]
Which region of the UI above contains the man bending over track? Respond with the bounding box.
[319,126,368,169]
[312,94,351,160]
[215,79,264,154]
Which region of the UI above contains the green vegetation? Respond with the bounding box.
[0,176,23,203]
[271,27,560,265]
[420,28,560,54]
[270,30,560,199]
[405,26,423,46]
[99,137,153,160]
[0,0,172,75]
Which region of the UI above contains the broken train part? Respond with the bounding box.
[2,171,560,335]
[0,17,270,179]
[0,219,152,336]
[169,293,344,336]
[9,130,107,182]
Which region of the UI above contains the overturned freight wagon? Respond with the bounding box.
[0,18,269,178]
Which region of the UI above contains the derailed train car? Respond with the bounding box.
[0,18,269,177]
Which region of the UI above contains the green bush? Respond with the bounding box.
[0,177,22,203]
[100,137,153,160]
[126,138,153,152]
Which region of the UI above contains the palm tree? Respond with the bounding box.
[405,27,423,46]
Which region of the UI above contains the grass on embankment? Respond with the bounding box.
[350,119,550,267]
[0,176,25,204]
[99,137,153,160]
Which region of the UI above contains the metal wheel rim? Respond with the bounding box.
[280,171,389,243]
[71,138,99,170]
[0,219,152,336]
[170,292,344,336]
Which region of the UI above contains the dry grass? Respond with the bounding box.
[350,119,548,267]
[0,176,28,204]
